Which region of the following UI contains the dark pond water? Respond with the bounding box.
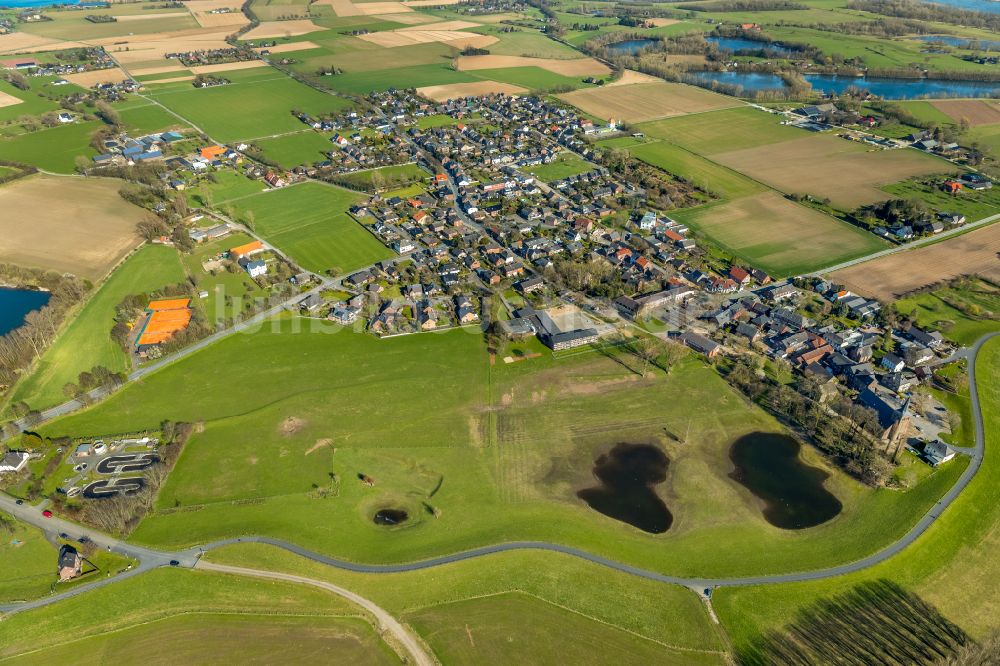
[689,70,1000,99]
[373,508,408,525]
[0,288,50,336]
[729,432,842,529]
[577,443,672,534]
[606,38,659,55]
[918,35,1000,50]
[706,36,796,55]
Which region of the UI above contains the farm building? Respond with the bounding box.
[229,240,265,260]
[136,298,193,348]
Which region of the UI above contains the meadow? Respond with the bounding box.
[255,130,335,168]
[620,139,765,202]
[0,521,57,603]
[714,340,1000,651]
[895,277,1000,346]
[146,69,350,143]
[228,182,392,275]
[0,121,99,173]
[637,107,797,155]
[36,321,966,580]
[335,162,428,189]
[9,245,185,413]
[520,152,592,182]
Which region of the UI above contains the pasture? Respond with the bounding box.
[558,81,738,124]
[623,140,765,201]
[0,121,99,173]
[9,244,185,412]
[638,106,796,154]
[828,222,1000,300]
[146,69,350,143]
[454,54,610,77]
[228,182,392,275]
[40,322,964,580]
[520,152,593,182]
[254,130,334,168]
[0,175,144,281]
[673,192,887,276]
[0,521,57,603]
[714,342,1000,650]
[334,162,428,189]
[711,135,954,209]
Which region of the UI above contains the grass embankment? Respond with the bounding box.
[9,245,186,412]
[714,338,1000,650]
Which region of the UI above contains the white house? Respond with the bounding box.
[924,440,955,466]
[245,260,267,278]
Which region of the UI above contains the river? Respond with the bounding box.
[689,70,1000,99]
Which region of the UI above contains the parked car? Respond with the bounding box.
[42,510,52,518]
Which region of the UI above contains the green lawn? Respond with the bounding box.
[714,339,1000,651]
[0,521,57,603]
[229,182,392,275]
[416,114,459,130]
[187,170,268,207]
[0,121,100,173]
[9,244,186,412]
[116,102,191,136]
[335,162,428,190]
[255,130,333,169]
[146,69,350,143]
[521,152,593,182]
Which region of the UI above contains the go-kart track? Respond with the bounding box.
[95,453,159,476]
[81,454,159,499]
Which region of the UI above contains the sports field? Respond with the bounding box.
[9,244,185,412]
[828,222,1000,300]
[674,192,887,276]
[558,81,737,124]
[228,182,392,275]
[712,134,954,209]
[0,175,145,281]
[146,69,350,143]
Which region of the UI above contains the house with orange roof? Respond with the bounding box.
[200,145,226,160]
[229,240,264,260]
[136,298,192,348]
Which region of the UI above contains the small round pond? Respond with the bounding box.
[729,432,842,529]
[577,443,672,534]
[373,509,408,526]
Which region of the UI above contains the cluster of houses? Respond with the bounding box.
[92,130,185,166]
[0,47,114,78]
[164,47,259,68]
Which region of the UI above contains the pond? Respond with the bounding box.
[706,36,796,55]
[606,38,659,55]
[728,432,842,529]
[917,35,1000,50]
[373,508,408,525]
[688,70,1000,99]
[0,288,50,337]
[577,443,672,534]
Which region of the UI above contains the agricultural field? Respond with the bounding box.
[227,182,392,275]
[8,244,185,413]
[714,341,1000,654]
[673,192,887,276]
[829,222,1000,300]
[931,100,1000,127]
[559,80,738,124]
[0,121,99,173]
[37,323,965,579]
[0,175,145,281]
[638,107,797,155]
[145,68,350,143]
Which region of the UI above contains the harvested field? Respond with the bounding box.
[931,100,1000,127]
[647,17,680,26]
[676,192,886,276]
[355,1,415,13]
[242,20,325,39]
[254,40,321,53]
[559,81,737,123]
[64,67,130,88]
[0,91,22,108]
[455,54,610,76]
[358,21,495,48]
[115,11,191,21]
[372,12,435,24]
[92,29,232,64]
[189,60,269,74]
[130,63,190,76]
[0,175,144,281]
[192,11,249,27]
[712,134,952,209]
[0,32,85,54]
[605,70,661,86]
[828,223,1000,300]
[417,80,527,101]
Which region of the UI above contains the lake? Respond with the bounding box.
[605,38,659,55]
[919,0,1000,13]
[728,432,842,529]
[917,35,1000,50]
[1,0,81,6]
[706,36,796,55]
[689,70,1000,99]
[0,288,50,337]
[577,442,673,533]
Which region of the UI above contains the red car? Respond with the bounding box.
[42,510,52,518]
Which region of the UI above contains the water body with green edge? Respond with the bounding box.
[577,443,673,534]
[729,432,842,529]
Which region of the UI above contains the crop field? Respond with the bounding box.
[322,63,480,94]
[254,130,334,168]
[40,323,964,579]
[624,140,765,202]
[711,135,954,209]
[9,244,185,412]
[673,192,887,276]
[0,175,145,281]
[228,182,392,275]
[17,9,200,41]
[714,342,1000,651]
[638,107,797,155]
[0,121,99,173]
[828,223,1000,300]
[930,100,1000,127]
[465,66,590,92]
[146,69,350,143]
[558,81,738,124]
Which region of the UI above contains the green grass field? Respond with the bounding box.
[335,163,428,190]
[183,232,271,325]
[186,171,268,207]
[9,244,186,412]
[623,139,766,202]
[714,339,1000,651]
[0,79,60,124]
[895,277,1000,346]
[116,102,191,136]
[0,121,99,173]
[146,69,350,143]
[637,107,797,155]
[881,176,1000,222]
[521,152,593,182]
[228,182,391,275]
[254,130,333,169]
[0,521,57,603]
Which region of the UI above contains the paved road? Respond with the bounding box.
[196,561,435,666]
[1,332,993,617]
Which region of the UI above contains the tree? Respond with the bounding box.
[74,155,91,175]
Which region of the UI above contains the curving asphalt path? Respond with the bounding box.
[1,333,995,616]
